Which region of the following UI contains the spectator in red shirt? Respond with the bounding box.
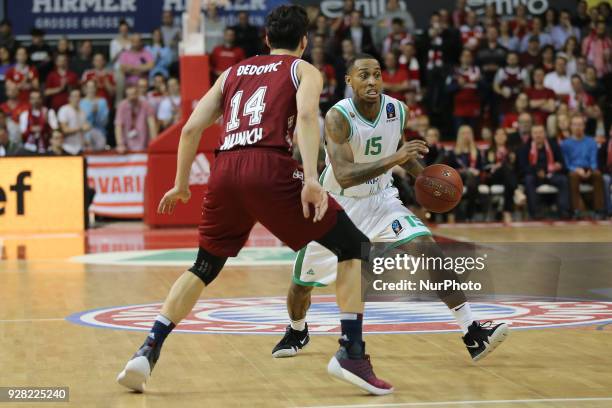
[501,92,531,133]
[452,0,467,28]
[398,40,420,92]
[1,81,29,124]
[481,4,499,27]
[382,18,409,55]
[19,89,58,153]
[519,36,542,71]
[540,45,555,74]
[382,51,409,101]
[81,52,116,107]
[5,47,39,104]
[403,88,424,140]
[44,53,78,112]
[493,51,529,115]
[510,4,531,40]
[448,49,481,132]
[310,46,336,112]
[210,28,245,81]
[581,20,612,78]
[404,89,424,121]
[526,66,556,124]
[460,10,483,51]
[569,74,603,136]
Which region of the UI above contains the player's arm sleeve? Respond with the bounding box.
[295,61,324,181]
[325,107,402,189]
[173,70,226,190]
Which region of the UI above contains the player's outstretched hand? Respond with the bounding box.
[397,140,429,165]
[157,186,191,215]
[301,178,328,223]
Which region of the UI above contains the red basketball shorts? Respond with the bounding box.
[198,148,341,257]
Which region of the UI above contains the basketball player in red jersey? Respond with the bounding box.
[117,5,423,395]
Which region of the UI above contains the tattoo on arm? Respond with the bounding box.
[325,108,400,189]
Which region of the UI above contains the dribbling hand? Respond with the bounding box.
[397,140,429,165]
[301,178,328,223]
[157,186,191,215]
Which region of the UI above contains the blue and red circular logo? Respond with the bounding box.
[67,295,612,334]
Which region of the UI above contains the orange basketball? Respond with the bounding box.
[415,164,463,213]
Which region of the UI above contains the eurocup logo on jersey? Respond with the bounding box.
[386,103,396,120]
[391,219,403,236]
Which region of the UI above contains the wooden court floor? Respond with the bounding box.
[0,223,611,408]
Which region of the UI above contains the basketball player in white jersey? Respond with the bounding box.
[272,55,509,364]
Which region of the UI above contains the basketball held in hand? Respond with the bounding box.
[415,164,463,213]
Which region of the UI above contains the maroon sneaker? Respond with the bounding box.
[327,345,393,395]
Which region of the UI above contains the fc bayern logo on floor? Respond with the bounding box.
[67,295,612,334]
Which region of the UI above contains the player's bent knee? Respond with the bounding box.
[188,247,228,285]
[290,280,314,296]
[317,211,371,263]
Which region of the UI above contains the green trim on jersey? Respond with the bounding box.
[331,105,353,140]
[292,247,328,287]
[399,101,406,132]
[349,95,385,128]
[319,166,329,185]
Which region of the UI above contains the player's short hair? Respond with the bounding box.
[265,5,309,51]
[346,53,379,73]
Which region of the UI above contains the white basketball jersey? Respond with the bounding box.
[321,95,406,197]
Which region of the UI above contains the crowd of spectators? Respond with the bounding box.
[0,1,610,221]
[289,0,611,221]
[0,10,185,157]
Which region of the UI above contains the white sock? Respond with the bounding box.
[156,314,173,326]
[451,302,474,335]
[340,313,358,320]
[290,318,306,331]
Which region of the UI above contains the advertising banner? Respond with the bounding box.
[8,0,285,38]
[0,156,85,232]
[296,0,576,28]
[86,153,147,218]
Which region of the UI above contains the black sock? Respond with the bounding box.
[340,313,364,358]
[145,315,176,347]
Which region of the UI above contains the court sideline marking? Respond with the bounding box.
[298,396,612,407]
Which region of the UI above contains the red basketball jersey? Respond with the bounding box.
[218,54,302,153]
